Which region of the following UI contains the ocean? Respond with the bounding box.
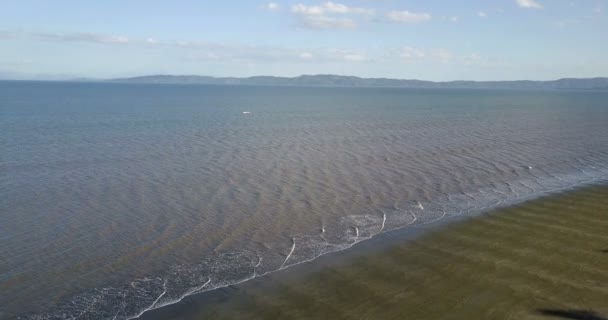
[1,81,607,319]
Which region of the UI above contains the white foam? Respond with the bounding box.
[25,166,608,320]
[253,257,262,276]
[416,201,424,210]
[281,238,296,269]
[128,280,167,320]
[408,211,418,224]
[130,171,606,320]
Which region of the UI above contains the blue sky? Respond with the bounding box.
[1,0,607,80]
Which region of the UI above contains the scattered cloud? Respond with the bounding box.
[391,47,456,63]
[386,10,432,23]
[516,0,543,9]
[430,49,454,63]
[477,11,487,18]
[291,2,374,29]
[343,53,366,62]
[292,2,374,16]
[461,53,483,65]
[440,15,460,22]
[396,46,426,59]
[35,32,130,44]
[387,47,428,61]
[296,15,357,29]
[266,2,280,11]
[3,29,491,70]
[375,46,499,70]
[148,39,372,64]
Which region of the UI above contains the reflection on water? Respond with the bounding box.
[1,82,608,319]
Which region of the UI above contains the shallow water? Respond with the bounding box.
[1,82,608,319]
[155,184,608,320]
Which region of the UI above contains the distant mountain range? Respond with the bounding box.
[109,74,608,90]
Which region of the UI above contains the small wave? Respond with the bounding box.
[281,238,296,269]
[20,166,608,320]
[416,201,424,210]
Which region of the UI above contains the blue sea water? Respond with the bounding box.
[1,81,607,319]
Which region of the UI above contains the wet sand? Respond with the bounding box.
[142,184,608,320]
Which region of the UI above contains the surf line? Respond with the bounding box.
[188,278,212,296]
[380,212,387,232]
[281,237,296,269]
[128,280,168,320]
[253,257,263,277]
[123,171,608,320]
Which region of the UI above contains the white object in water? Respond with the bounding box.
[527,166,533,169]
[416,201,424,210]
[242,111,251,114]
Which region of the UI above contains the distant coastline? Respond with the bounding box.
[107,74,608,90]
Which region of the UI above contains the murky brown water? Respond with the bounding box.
[147,184,608,320]
[1,82,607,319]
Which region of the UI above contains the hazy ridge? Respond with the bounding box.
[110,74,608,89]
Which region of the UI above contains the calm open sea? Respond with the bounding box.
[1,81,607,319]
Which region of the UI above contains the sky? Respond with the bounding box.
[0,0,607,81]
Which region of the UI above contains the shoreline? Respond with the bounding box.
[13,168,607,319]
[140,181,608,320]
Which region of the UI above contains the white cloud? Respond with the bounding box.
[155,40,372,64]
[386,10,432,23]
[36,32,130,44]
[292,2,374,16]
[392,47,455,63]
[266,2,280,11]
[430,49,453,63]
[516,0,543,9]
[291,2,373,29]
[343,53,366,62]
[292,3,324,15]
[461,53,482,65]
[12,29,493,71]
[477,11,487,18]
[397,46,426,59]
[297,15,357,29]
[324,2,374,15]
[440,16,459,22]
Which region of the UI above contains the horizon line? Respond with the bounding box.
[2,73,608,83]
